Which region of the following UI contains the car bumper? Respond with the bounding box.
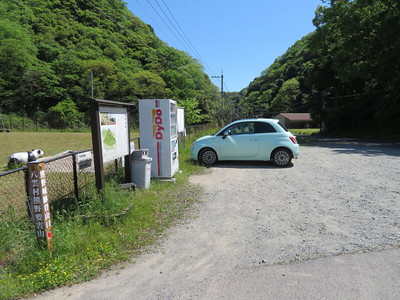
[190,145,198,161]
[292,146,300,159]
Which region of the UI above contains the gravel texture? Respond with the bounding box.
[33,138,400,299]
[189,138,400,266]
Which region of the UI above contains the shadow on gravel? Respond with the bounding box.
[209,161,294,169]
[301,136,400,157]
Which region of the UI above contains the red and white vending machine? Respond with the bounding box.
[138,99,179,178]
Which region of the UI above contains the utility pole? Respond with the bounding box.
[91,71,94,98]
[212,70,224,98]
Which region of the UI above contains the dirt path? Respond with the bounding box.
[33,138,400,299]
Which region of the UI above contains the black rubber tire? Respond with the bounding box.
[272,148,292,167]
[199,148,218,166]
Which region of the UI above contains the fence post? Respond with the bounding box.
[24,168,31,218]
[72,152,79,200]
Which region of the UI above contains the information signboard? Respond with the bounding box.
[99,106,129,162]
[77,151,92,170]
[177,107,185,133]
[89,98,134,190]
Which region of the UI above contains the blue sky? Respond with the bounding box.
[125,0,323,92]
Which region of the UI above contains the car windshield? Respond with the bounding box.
[213,125,230,135]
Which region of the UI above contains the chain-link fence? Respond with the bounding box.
[0,166,29,219]
[0,138,139,221]
[182,124,213,142]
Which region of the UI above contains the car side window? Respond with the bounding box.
[226,122,254,135]
[255,122,276,133]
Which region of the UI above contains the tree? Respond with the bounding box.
[270,78,300,113]
[46,99,81,129]
[17,65,64,116]
[177,98,203,125]
[311,0,400,133]
[0,0,221,122]
[0,19,37,112]
[131,70,168,99]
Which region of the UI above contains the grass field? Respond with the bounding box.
[290,128,320,135]
[0,131,139,171]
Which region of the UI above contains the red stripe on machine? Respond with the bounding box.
[157,141,161,176]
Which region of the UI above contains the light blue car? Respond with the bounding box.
[190,119,300,167]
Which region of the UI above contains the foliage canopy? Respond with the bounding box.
[241,0,400,135]
[0,0,220,125]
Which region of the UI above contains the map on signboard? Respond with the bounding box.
[102,128,117,150]
[99,106,129,162]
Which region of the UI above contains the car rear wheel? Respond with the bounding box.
[199,148,218,165]
[272,148,292,167]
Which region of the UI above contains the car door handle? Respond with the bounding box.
[250,139,257,142]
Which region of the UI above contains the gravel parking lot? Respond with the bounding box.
[34,138,400,299]
[189,138,400,266]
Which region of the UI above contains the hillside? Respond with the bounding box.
[241,0,400,135]
[240,34,317,116]
[0,0,220,121]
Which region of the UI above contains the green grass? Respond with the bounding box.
[0,131,139,171]
[0,132,93,172]
[290,128,400,141]
[290,128,320,135]
[0,129,208,300]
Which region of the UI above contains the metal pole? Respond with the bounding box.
[91,71,94,98]
[72,152,79,200]
[212,70,224,99]
[221,70,224,99]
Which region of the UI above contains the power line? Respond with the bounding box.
[153,0,190,49]
[146,0,202,67]
[81,0,217,94]
[158,0,211,71]
[145,0,184,48]
[224,82,230,94]
[141,0,216,76]
[134,0,173,41]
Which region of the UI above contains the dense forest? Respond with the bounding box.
[0,0,221,127]
[241,0,400,135]
[1,0,399,134]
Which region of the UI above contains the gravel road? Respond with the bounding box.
[33,138,400,299]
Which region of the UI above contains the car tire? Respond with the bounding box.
[199,148,218,166]
[272,148,292,167]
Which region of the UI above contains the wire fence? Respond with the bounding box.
[184,124,214,141]
[0,138,140,221]
[0,166,29,219]
[0,124,210,222]
[0,114,89,132]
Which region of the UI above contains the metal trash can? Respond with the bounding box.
[131,149,152,189]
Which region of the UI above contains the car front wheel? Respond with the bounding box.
[199,148,218,166]
[272,148,292,167]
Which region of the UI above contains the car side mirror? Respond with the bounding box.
[222,130,229,139]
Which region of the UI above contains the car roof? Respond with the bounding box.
[230,118,278,124]
[214,118,282,135]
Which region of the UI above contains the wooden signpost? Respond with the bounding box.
[27,161,53,252]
